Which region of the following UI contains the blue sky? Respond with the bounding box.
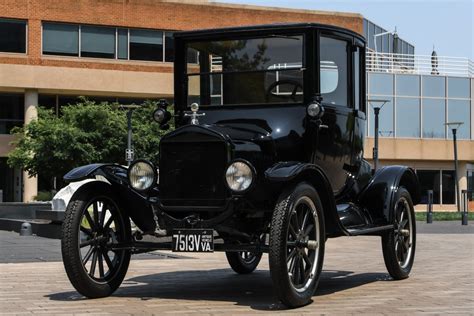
[220,0,474,60]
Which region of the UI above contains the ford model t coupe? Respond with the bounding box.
[61,23,420,307]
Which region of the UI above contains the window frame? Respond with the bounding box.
[80,25,116,59]
[0,93,25,134]
[179,28,310,109]
[0,18,28,55]
[353,41,366,114]
[318,31,352,109]
[416,169,457,205]
[41,21,176,63]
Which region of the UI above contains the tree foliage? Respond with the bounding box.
[7,98,169,183]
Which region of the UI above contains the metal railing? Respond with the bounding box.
[366,51,474,78]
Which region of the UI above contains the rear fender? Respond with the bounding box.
[358,166,420,225]
[63,164,156,233]
[265,161,347,237]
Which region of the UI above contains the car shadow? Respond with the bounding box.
[46,268,391,311]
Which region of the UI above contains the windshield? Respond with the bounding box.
[186,35,304,106]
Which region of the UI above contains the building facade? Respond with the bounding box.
[0,0,472,211]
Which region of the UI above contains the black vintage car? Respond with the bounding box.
[61,23,420,308]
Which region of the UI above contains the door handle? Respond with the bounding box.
[319,124,329,130]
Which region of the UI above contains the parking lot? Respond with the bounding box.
[0,222,473,315]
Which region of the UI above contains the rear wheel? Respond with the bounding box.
[61,183,131,298]
[225,251,263,274]
[269,183,325,308]
[381,187,416,280]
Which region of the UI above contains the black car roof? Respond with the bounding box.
[174,23,365,43]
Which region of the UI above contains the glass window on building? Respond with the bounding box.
[81,25,115,59]
[363,19,368,42]
[117,28,128,60]
[382,34,389,53]
[0,94,24,134]
[320,36,349,106]
[0,158,19,202]
[117,97,150,105]
[0,18,27,53]
[368,97,394,137]
[396,97,420,138]
[402,41,409,55]
[468,169,474,206]
[368,22,375,50]
[422,76,445,98]
[441,170,456,204]
[448,77,470,99]
[369,73,393,95]
[395,38,402,54]
[129,29,163,61]
[43,23,79,56]
[417,170,441,204]
[164,32,174,62]
[422,98,445,138]
[375,26,383,52]
[57,95,82,110]
[447,99,470,139]
[38,94,58,115]
[396,74,420,96]
[388,33,393,53]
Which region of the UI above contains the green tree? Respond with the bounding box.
[7,98,169,187]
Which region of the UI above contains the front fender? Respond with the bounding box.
[358,166,420,225]
[265,161,347,237]
[63,163,117,182]
[62,163,156,233]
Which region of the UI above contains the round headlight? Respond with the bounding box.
[153,108,166,123]
[225,161,254,192]
[128,160,157,191]
[307,102,322,118]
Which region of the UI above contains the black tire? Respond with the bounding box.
[269,183,325,308]
[61,182,131,298]
[381,186,416,280]
[225,251,263,274]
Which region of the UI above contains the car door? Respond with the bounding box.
[313,33,355,194]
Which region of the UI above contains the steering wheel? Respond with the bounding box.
[265,79,303,103]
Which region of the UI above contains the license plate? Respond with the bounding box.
[172,229,214,252]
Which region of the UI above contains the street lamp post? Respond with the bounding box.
[369,99,390,172]
[445,122,463,213]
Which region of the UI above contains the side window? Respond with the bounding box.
[320,36,349,106]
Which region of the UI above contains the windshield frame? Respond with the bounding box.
[174,27,313,110]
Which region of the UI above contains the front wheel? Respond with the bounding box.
[381,187,416,280]
[61,183,131,298]
[269,183,325,308]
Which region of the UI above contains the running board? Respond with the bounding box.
[346,225,393,236]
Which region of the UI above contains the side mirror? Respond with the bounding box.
[153,99,171,129]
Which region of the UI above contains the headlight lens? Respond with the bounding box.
[153,108,166,123]
[225,161,254,192]
[128,161,157,191]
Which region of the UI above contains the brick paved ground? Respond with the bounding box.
[0,230,473,315]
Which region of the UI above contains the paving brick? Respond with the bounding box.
[0,233,473,314]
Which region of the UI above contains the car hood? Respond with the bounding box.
[160,121,278,170]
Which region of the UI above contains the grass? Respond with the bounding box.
[415,211,474,221]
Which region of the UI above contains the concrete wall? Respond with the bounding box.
[0,64,174,97]
[364,138,474,162]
